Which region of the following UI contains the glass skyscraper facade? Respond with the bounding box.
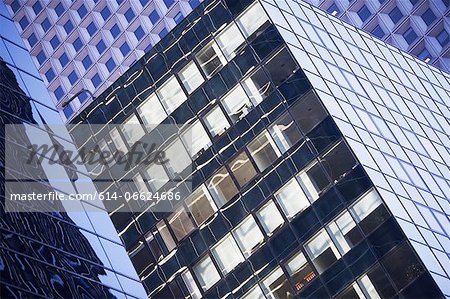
[69,0,450,298]
[0,2,146,297]
[4,0,202,121]
[305,0,450,72]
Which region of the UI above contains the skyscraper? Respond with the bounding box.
[4,0,202,121]
[0,2,146,297]
[69,0,450,297]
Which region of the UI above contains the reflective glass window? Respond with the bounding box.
[181,120,211,157]
[68,70,78,84]
[174,11,183,24]
[124,7,135,22]
[232,215,264,257]
[77,4,87,19]
[403,27,417,45]
[137,93,167,129]
[326,211,363,255]
[349,189,389,235]
[371,25,385,39]
[110,24,121,38]
[285,251,316,291]
[144,162,169,191]
[64,20,74,34]
[37,50,46,64]
[207,167,238,207]
[211,234,244,275]
[357,5,371,22]
[305,229,341,274]
[437,30,449,47]
[73,37,83,51]
[149,10,160,24]
[121,114,145,145]
[167,206,195,241]
[156,75,186,114]
[96,39,107,54]
[28,33,38,47]
[32,1,42,14]
[216,23,245,60]
[55,3,64,16]
[120,42,130,56]
[45,68,55,82]
[265,48,297,86]
[256,200,284,235]
[275,178,310,219]
[261,267,293,299]
[106,57,116,72]
[101,6,111,20]
[87,21,97,36]
[290,92,328,134]
[236,2,269,38]
[181,270,201,299]
[91,73,101,88]
[268,112,302,153]
[178,61,204,94]
[185,184,217,226]
[156,220,176,253]
[221,85,252,123]
[59,53,69,67]
[41,18,51,32]
[63,104,73,118]
[134,26,145,41]
[82,55,92,69]
[242,68,273,105]
[196,41,227,78]
[388,7,403,24]
[247,130,281,172]
[203,105,230,137]
[193,255,221,291]
[19,16,29,29]
[421,8,436,26]
[228,151,257,187]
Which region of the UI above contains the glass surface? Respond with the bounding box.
[137,93,167,129]
[261,267,293,299]
[207,167,238,207]
[181,120,211,157]
[236,2,269,38]
[167,206,195,241]
[256,200,284,235]
[121,114,145,145]
[268,112,302,153]
[157,75,187,114]
[357,5,371,22]
[264,47,297,86]
[164,138,191,175]
[247,131,280,171]
[326,211,362,255]
[228,151,257,187]
[185,184,217,226]
[178,61,204,94]
[242,68,273,105]
[181,270,201,299]
[305,229,340,274]
[145,162,169,191]
[232,215,264,257]
[203,105,230,137]
[221,85,252,123]
[216,23,245,60]
[275,178,310,219]
[290,92,328,134]
[156,220,176,252]
[211,234,244,274]
[196,41,227,78]
[285,251,316,291]
[193,255,221,291]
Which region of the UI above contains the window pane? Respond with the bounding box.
[110,127,128,153]
[179,61,204,93]
[268,112,302,153]
[275,178,310,219]
[233,215,264,257]
[242,68,274,105]
[247,131,280,171]
[121,114,145,144]
[236,2,270,38]
[327,211,363,255]
[181,270,201,299]
[221,85,252,123]
[290,92,328,134]
[196,41,226,78]
[203,105,230,137]
[181,120,211,157]
[261,267,293,299]
[242,286,265,299]
[185,184,217,226]
[349,189,389,235]
[164,139,191,175]
[337,282,365,299]
[167,206,195,241]
[137,93,167,129]
[144,162,169,191]
[211,234,244,275]
[157,76,186,114]
[228,151,257,187]
[265,48,297,86]
[207,167,238,207]
[320,141,357,182]
[285,251,316,291]
[305,229,341,274]
[193,255,221,291]
[256,200,284,234]
[297,161,329,202]
[156,220,176,253]
[358,274,381,299]
[216,23,245,60]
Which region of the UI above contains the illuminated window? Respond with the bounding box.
[247,131,281,172]
[221,85,252,123]
[256,200,284,235]
[305,229,341,274]
[137,93,167,129]
[203,105,230,137]
[185,185,217,226]
[167,206,195,241]
[285,251,316,291]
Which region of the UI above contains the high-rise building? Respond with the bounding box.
[69,0,450,298]
[0,2,146,297]
[305,0,450,72]
[4,0,202,121]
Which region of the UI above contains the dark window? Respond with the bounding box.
[321,141,357,182]
[55,3,64,16]
[410,0,419,5]
[371,25,385,39]
[59,53,68,67]
[149,10,159,24]
[78,4,87,19]
[73,37,83,51]
[326,3,340,15]
[189,0,200,9]
[96,39,106,54]
[421,8,436,26]
[78,92,88,103]
[357,5,371,22]
[11,1,20,13]
[364,264,396,298]
[106,57,116,72]
[68,70,78,84]
[45,68,55,82]
[268,112,302,153]
[265,47,298,86]
[437,30,449,47]
[130,244,155,276]
[124,8,135,22]
[285,251,316,291]
[87,21,97,36]
[54,86,64,100]
[140,0,149,6]
[64,20,74,34]
[120,42,130,56]
[19,16,29,30]
[37,50,46,64]
[50,35,60,49]
[63,104,74,118]
[32,1,42,14]
[134,26,145,40]
[174,11,183,24]
[388,7,403,24]
[101,6,111,20]
[110,24,121,38]
[290,92,328,134]
[91,73,102,88]
[159,28,168,39]
[418,48,430,61]
[41,18,51,32]
[82,55,92,69]
[28,33,37,47]
[403,27,417,45]
[163,0,174,8]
